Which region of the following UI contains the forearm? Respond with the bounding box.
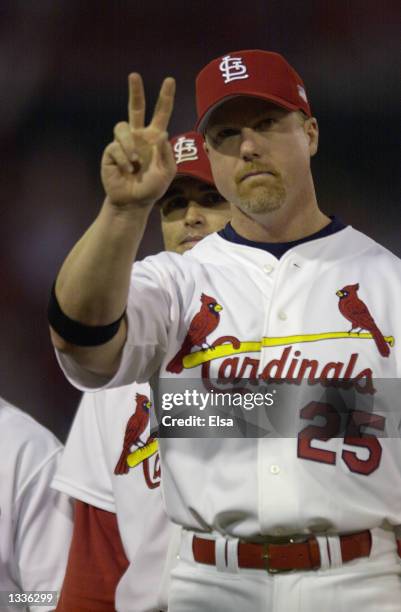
[55,197,151,325]
[50,199,153,376]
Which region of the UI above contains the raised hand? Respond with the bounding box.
[101,73,177,208]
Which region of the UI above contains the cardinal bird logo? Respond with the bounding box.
[336,283,390,357]
[114,394,152,475]
[166,293,223,374]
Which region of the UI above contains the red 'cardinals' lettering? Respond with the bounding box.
[166,293,223,374]
[336,284,390,357]
[201,339,375,395]
[114,394,151,475]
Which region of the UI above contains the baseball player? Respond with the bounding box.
[0,396,73,612]
[49,51,401,611]
[51,132,231,612]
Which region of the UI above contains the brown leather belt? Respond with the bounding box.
[192,530,372,573]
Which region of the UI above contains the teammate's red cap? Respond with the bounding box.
[170,131,214,185]
[195,50,311,133]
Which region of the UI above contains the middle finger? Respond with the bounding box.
[150,77,176,132]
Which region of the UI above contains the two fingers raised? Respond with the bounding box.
[128,73,175,133]
[109,74,176,171]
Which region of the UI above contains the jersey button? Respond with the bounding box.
[263,264,274,274]
[278,310,287,321]
[270,464,280,475]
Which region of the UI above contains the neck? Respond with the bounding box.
[230,188,330,243]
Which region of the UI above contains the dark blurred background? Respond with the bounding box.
[1,0,399,441]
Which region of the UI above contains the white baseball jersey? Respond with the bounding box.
[0,398,73,612]
[52,383,176,612]
[57,225,401,540]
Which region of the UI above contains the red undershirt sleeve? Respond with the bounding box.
[55,500,129,612]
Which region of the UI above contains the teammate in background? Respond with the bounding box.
[49,51,401,611]
[0,396,72,612]
[51,132,231,612]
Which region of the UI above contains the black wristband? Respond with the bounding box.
[48,282,126,347]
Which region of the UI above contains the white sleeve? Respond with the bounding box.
[15,450,73,612]
[55,256,174,392]
[52,392,115,512]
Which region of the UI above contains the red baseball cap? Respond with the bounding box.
[170,131,214,185]
[195,50,311,132]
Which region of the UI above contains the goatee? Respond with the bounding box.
[237,178,286,214]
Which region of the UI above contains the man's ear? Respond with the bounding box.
[203,140,210,157]
[305,117,319,157]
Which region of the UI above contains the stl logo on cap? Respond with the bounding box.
[219,54,249,84]
[173,136,199,164]
[170,131,214,185]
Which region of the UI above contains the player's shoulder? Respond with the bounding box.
[182,232,228,262]
[141,232,226,269]
[77,382,151,428]
[132,249,190,290]
[82,381,151,408]
[352,228,401,267]
[0,396,61,452]
[0,397,62,491]
[131,234,227,297]
[313,226,401,270]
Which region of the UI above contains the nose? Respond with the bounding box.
[184,201,206,227]
[239,127,261,162]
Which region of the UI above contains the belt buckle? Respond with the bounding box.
[262,542,290,574]
[262,537,306,574]
[262,543,277,573]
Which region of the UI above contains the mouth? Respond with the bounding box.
[239,171,275,183]
[180,235,205,246]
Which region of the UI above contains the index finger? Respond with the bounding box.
[128,73,146,130]
[150,77,176,132]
